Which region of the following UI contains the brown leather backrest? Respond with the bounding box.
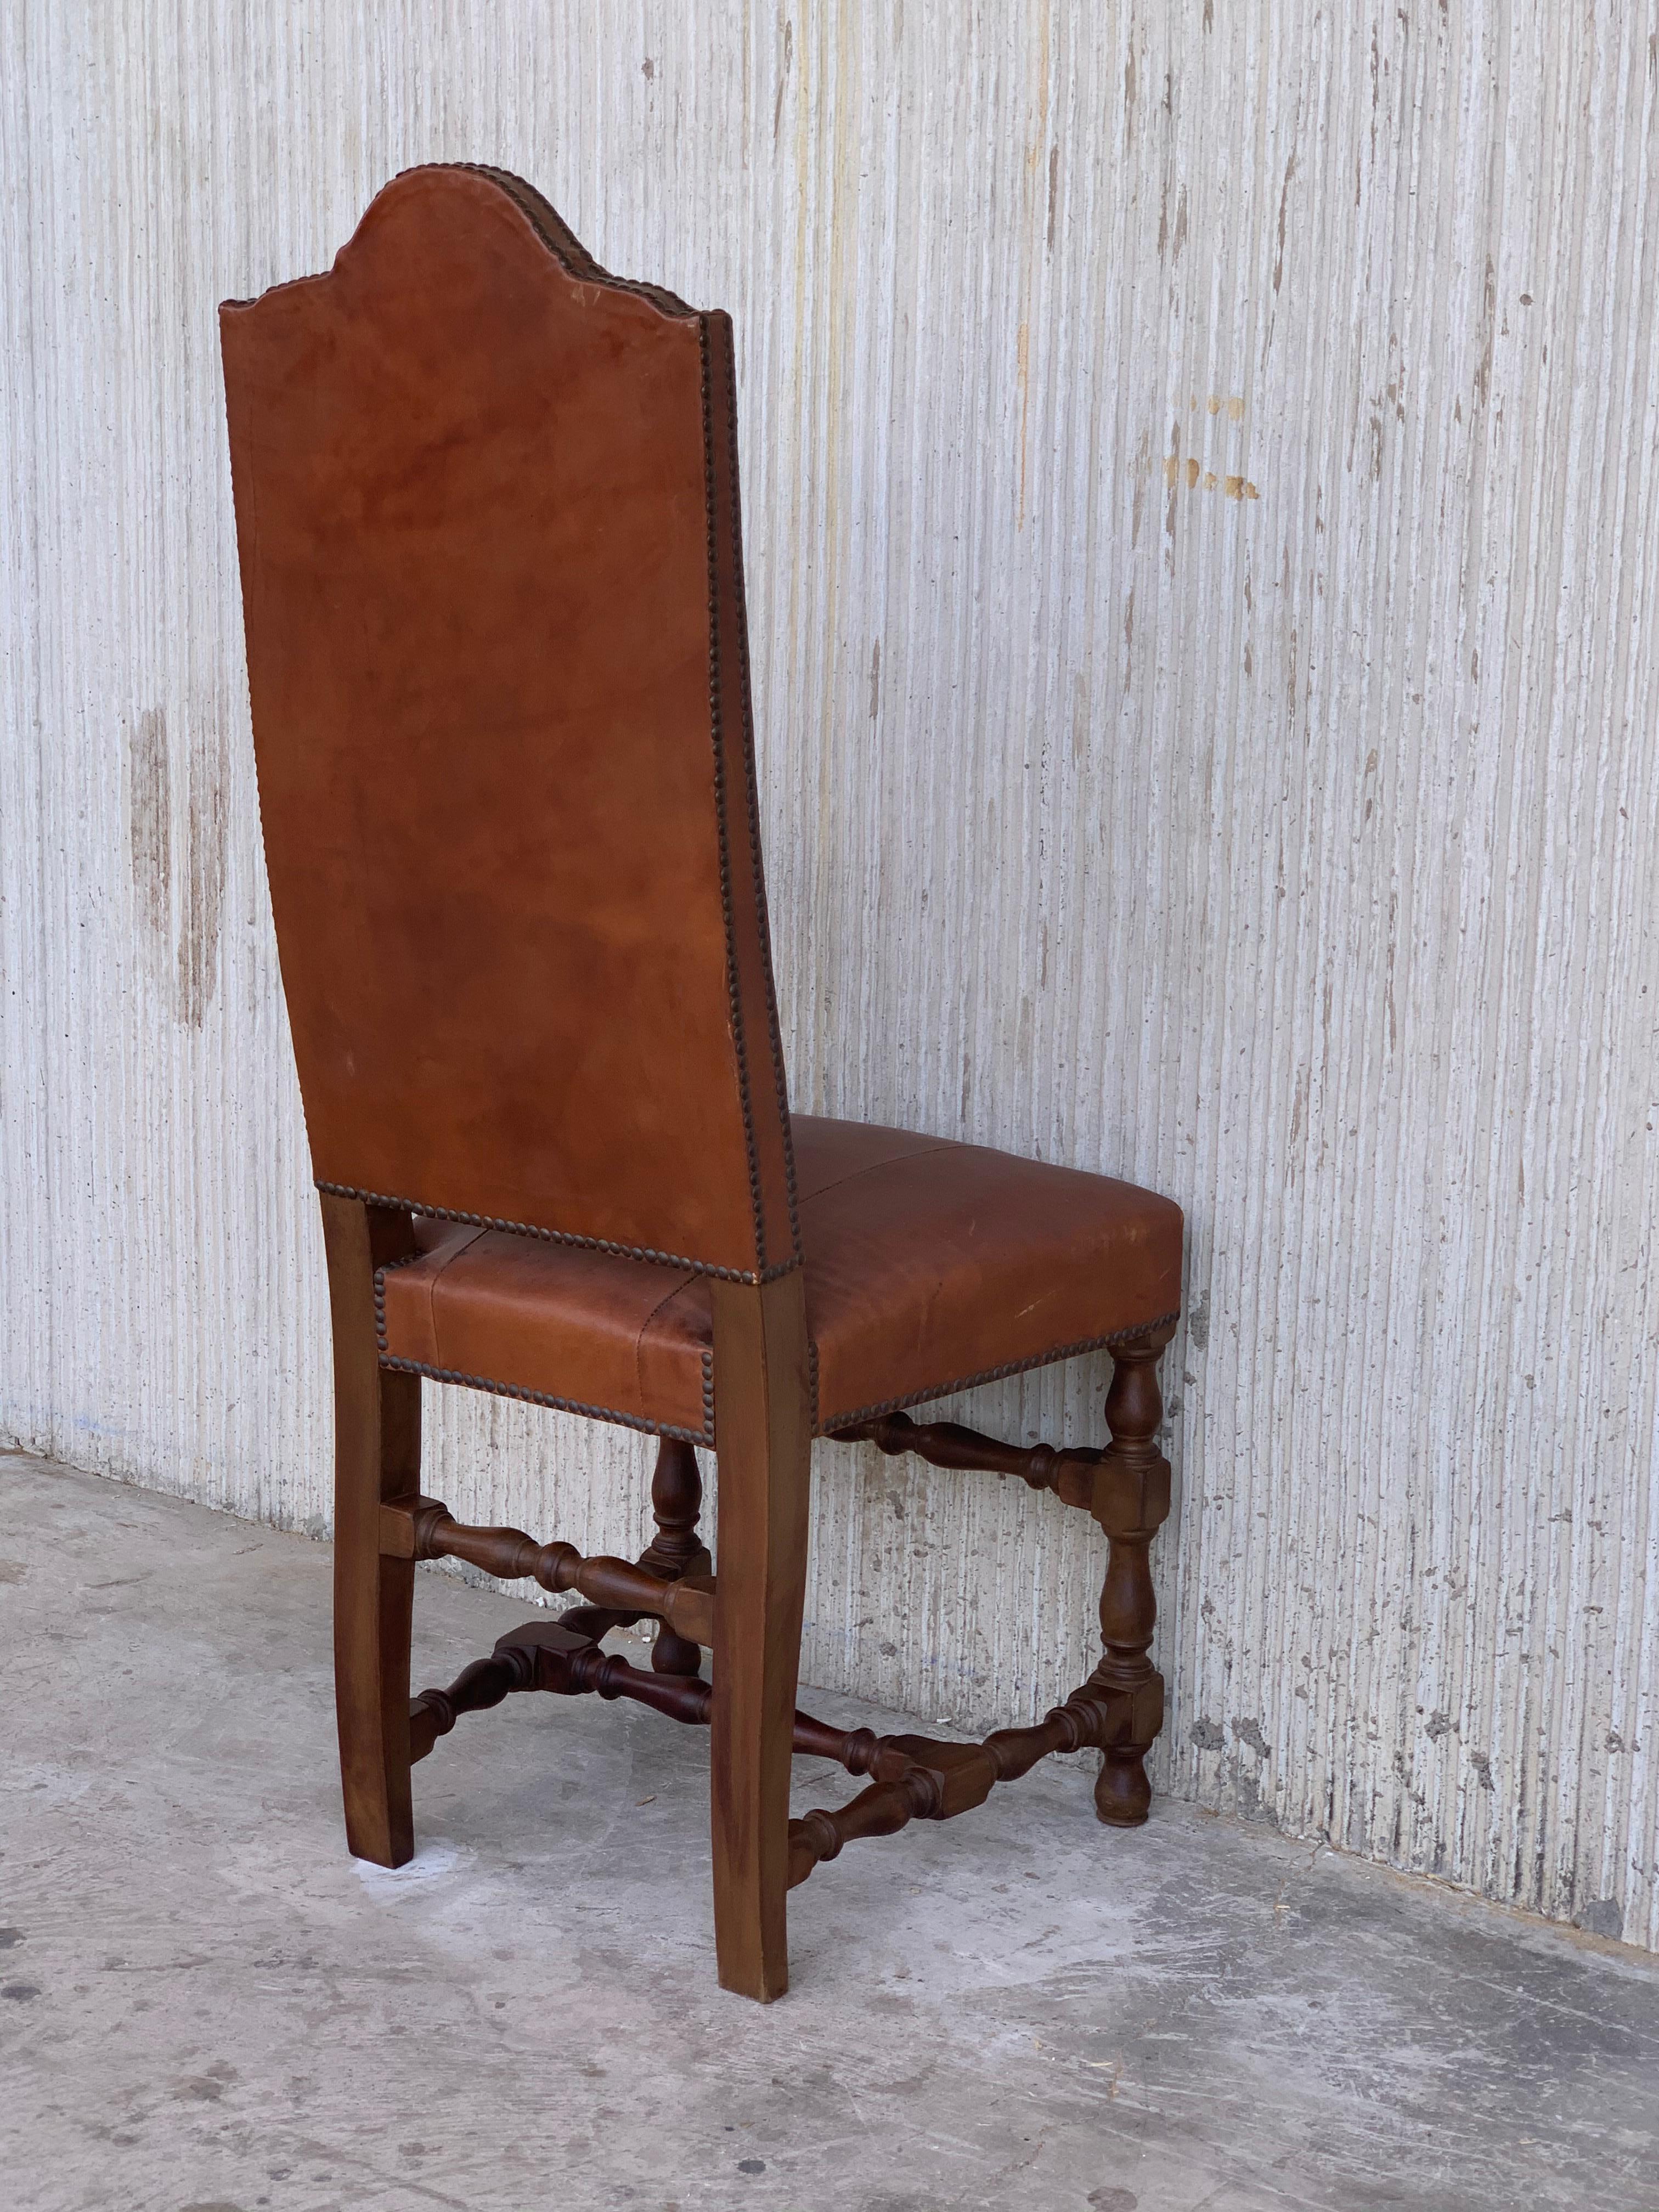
[221,165,798,1281]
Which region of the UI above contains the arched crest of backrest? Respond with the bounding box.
[221,165,797,1280]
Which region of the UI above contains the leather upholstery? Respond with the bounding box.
[221,166,795,1280]
[379,1115,1183,1439]
[224,164,1184,1442]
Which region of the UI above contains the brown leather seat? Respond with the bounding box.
[382,1115,1182,1441]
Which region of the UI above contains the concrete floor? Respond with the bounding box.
[2,1454,1655,2212]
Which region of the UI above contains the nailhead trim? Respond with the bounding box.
[699,315,772,1276]
[379,1352,713,1447]
[311,170,791,1290]
[372,1247,425,1357]
[323,1181,800,1285]
[376,1253,1172,1449]
[452,163,699,319]
[718,335,802,1260]
[820,1313,1181,1432]
[382,1353,716,1442]
[375,1251,719,1447]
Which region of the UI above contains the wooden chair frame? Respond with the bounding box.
[222,166,1182,2002]
[325,1192,1173,2001]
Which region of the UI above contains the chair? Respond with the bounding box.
[220,163,1184,2001]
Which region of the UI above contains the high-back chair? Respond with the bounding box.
[221,164,1184,2001]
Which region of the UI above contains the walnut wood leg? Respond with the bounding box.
[708,1272,812,2002]
[642,1438,707,1677]
[319,1193,421,1867]
[1087,1326,1176,1826]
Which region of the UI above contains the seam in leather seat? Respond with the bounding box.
[380,1351,711,1443]
[634,1269,699,1407]
[420,1227,486,1363]
[793,1140,955,1210]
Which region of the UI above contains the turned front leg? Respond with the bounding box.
[1087,1327,1175,1826]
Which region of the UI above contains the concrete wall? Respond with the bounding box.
[3,2,1656,1949]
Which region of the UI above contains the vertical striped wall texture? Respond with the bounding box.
[3,3,1656,1949]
